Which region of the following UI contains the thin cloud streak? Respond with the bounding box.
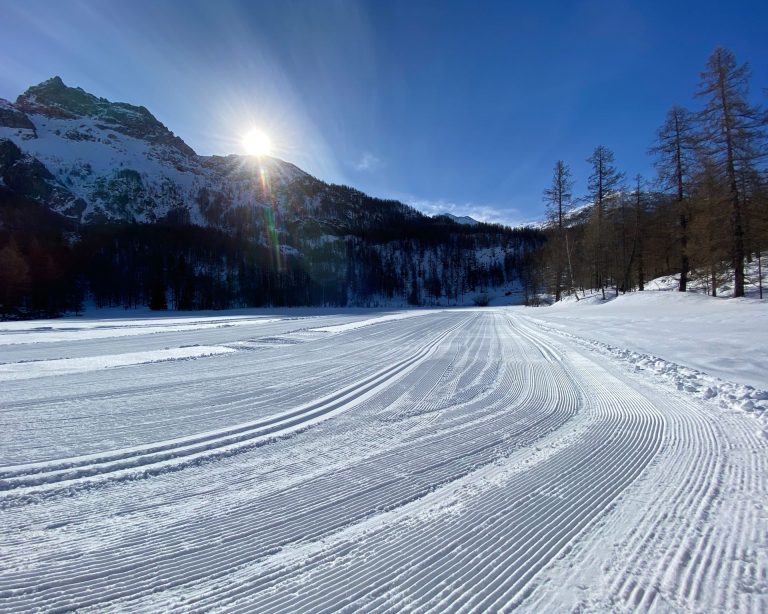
[353,152,381,171]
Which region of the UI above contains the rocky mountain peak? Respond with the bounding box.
[15,77,195,157]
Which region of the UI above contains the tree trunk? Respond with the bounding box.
[674,113,689,293]
[679,213,689,292]
[731,194,746,297]
[565,231,576,299]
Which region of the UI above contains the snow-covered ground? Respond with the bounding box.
[0,304,765,611]
[530,289,768,436]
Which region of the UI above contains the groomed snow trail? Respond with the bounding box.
[0,309,764,612]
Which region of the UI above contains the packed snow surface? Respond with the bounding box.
[540,290,768,389]
[0,303,765,612]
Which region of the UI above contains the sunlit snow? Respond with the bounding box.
[1,293,766,611]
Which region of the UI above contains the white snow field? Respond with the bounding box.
[0,302,766,612]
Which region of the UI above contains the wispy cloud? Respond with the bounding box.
[353,152,381,172]
[403,197,528,228]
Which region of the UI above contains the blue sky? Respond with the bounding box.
[1,0,766,226]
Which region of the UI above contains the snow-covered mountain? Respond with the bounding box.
[0,78,542,314]
[0,77,309,224]
[1,78,524,240]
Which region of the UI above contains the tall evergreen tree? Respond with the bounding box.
[696,47,768,297]
[650,105,699,291]
[586,145,624,298]
[543,160,574,300]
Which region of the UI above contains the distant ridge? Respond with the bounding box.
[438,213,479,226]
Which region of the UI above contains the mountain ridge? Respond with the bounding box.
[14,76,196,156]
[0,77,542,316]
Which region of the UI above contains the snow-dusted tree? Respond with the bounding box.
[650,106,699,291]
[696,47,768,297]
[542,160,574,300]
[586,145,624,298]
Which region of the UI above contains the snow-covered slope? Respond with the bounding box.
[525,288,768,444]
[538,256,768,387]
[0,77,308,224]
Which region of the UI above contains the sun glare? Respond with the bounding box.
[242,128,272,156]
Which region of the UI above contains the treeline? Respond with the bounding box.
[0,190,82,317]
[540,47,767,301]
[0,186,542,318]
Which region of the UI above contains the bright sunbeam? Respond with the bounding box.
[242,128,272,156]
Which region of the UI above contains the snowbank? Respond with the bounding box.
[524,289,768,436]
[532,291,767,388]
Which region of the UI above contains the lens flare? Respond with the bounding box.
[242,128,272,156]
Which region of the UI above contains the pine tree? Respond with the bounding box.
[586,145,624,298]
[650,106,699,291]
[542,160,574,301]
[696,47,768,297]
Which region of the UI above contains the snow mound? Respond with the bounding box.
[528,318,768,438]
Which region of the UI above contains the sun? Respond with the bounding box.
[242,128,272,156]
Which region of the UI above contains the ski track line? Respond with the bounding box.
[520,316,768,613]
[180,318,720,611]
[289,368,658,612]
[1,320,568,612]
[0,313,552,610]
[0,310,763,612]
[173,317,659,614]
[0,317,470,501]
[67,317,613,612]
[0,313,454,466]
